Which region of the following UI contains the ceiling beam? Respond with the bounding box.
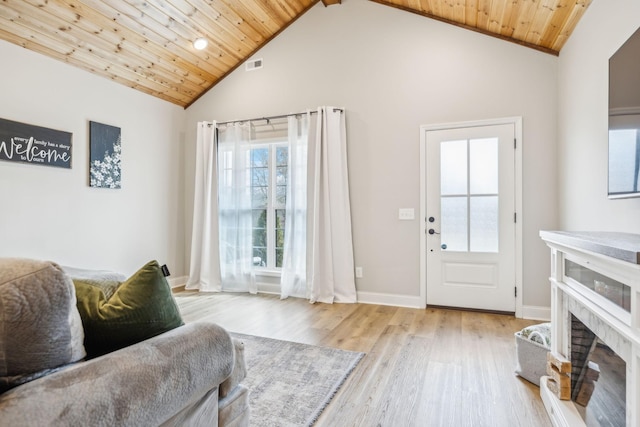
[322,0,341,6]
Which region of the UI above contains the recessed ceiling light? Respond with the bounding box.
[193,38,208,50]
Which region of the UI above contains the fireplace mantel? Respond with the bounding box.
[540,231,640,427]
[540,231,640,265]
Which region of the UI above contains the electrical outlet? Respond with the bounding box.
[355,267,363,278]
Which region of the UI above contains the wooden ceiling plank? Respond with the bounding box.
[0,28,185,105]
[271,0,305,19]
[0,9,70,56]
[537,0,570,48]
[504,0,522,38]
[119,0,239,68]
[441,0,455,22]
[255,0,301,24]
[10,0,210,95]
[253,0,316,29]
[14,3,201,101]
[453,0,466,23]
[145,0,255,58]
[510,0,538,41]
[222,0,283,36]
[68,0,225,81]
[96,0,236,77]
[196,0,264,43]
[488,0,506,35]
[422,0,433,15]
[77,0,229,78]
[0,15,197,103]
[418,0,434,15]
[524,0,555,46]
[406,0,424,13]
[550,0,591,52]
[370,0,558,55]
[201,0,264,44]
[183,0,263,47]
[0,19,190,105]
[476,0,490,29]
[465,0,478,27]
[497,0,516,37]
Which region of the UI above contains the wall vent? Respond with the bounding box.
[245,58,263,71]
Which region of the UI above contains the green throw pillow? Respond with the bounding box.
[74,260,184,358]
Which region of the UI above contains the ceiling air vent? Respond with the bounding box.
[245,58,263,71]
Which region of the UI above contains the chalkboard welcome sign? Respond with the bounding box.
[0,118,72,169]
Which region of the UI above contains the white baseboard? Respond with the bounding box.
[168,275,188,289]
[356,291,423,308]
[521,305,551,321]
[171,278,280,294]
[171,279,550,320]
[256,282,281,295]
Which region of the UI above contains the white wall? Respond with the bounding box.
[0,40,187,276]
[557,0,640,231]
[185,0,558,309]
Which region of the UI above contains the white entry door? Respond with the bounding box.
[424,123,516,312]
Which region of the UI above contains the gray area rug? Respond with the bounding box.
[230,333,365,427]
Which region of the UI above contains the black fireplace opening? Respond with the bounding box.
[570,314,626,427]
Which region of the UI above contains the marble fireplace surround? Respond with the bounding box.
[540,231,640,427]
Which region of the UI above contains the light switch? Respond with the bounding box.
[399,208,415,220]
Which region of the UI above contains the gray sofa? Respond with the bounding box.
[0,258,249,427]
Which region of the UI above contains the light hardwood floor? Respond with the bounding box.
[174,291,551,427]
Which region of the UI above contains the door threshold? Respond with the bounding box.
[426,304,515,317]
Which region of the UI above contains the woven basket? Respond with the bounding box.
[514,331,550,386]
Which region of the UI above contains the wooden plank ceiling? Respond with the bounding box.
[0,0,592,108]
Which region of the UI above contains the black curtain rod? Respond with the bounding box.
[210,108,343,127]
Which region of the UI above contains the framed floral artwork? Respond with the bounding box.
[89,121,121,188]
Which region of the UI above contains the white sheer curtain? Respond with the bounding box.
[280,113,310,299]
[307,107,357,303]
[186,121,222,292]
[217,123,257,293]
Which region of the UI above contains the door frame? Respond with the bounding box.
[419,117,523,317]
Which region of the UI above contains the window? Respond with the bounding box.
[440,137,499,253]
[249,143,288,270]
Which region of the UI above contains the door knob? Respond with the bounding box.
[428,217,435,223]
[441,243,447,250]
[428,228,440,235]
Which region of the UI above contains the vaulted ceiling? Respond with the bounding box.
[0,0,592,108]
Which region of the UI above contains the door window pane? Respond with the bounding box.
[440,140,467,195]
[441,197,468,251]
[470,196,499,252]
[470,138,498,194]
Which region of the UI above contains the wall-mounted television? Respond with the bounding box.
[608,26,640,199]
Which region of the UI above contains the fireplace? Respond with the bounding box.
[539,231,640,427]
[570,315,626,426]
